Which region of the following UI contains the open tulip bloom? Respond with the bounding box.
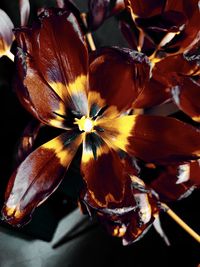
[1,7,200,244]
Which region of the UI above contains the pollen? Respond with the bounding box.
[74,116,95,133]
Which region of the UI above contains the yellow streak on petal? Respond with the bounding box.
[5,206,22,219]
[97,115,137,152]
[49,75,88,100]
[49,101,66,129]
[42,134,82,167]
[82,136,109,163]
[49,75,88,115]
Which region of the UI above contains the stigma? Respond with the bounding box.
[74,116,95,133]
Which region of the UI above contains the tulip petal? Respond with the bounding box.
[97,113,200,164]
[81,132,127,207]
[125,0,166,18]
[19,0,30,26]
[172,77,200,122]
[2,131,82,226]
[127,115,200,164]
[0,9,14,57]
[149,164,196,201]
[15,47,67,128]
[89,47,151,112]
[15,8,88,121]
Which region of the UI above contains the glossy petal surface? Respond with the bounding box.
[2,131,82,226]
[127,115,200,164]
[15,8,88,126]
[0,9,14,57]
[81,133,127,207]
[89,47,151,112]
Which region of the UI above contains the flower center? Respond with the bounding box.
[74,116,95,133]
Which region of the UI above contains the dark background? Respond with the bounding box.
[0,0,199,266]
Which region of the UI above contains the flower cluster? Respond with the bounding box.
[0,0,199,245]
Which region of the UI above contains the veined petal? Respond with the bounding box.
[96,113,136,152]
[19,0,30,26]
[15,8,88,117]
[2,131,82,226]
[89,47,151,112]
[81,133,127,207]
[0,9,14,57]
[127,115,200,164]
[15,47,67,128]
[171,77,200,122]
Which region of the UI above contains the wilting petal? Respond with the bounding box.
[172,77,200,122]
[89,47,151,112]
[126,115,200,164]
[0,9,14,57]
[2,131,82,226]
[19,0,30,26]
[16,119,42,165]
[15,8,88,117]
[81,133,128,207]
[149,164,196,201]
